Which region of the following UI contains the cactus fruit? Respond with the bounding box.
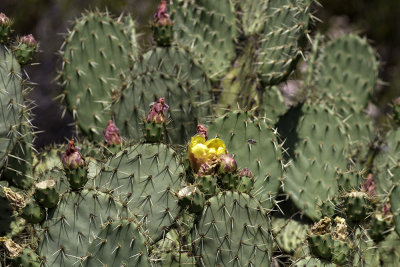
[61,140,88,190]
[194,174,217,197]
[33,180,59,208]
[307,217,334,260]
[152,0,174,46]
[236,168,255,193]
[13,34,38,65]
[11,246,41,267]
[177,185,205,213]
[144,97,169,142]
[20,200,45,224]
[342,191,371,222]
[0,13,12,44]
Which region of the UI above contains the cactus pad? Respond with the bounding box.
[192,191,272,266]
[61,11,134,139]
[208,110,283,209]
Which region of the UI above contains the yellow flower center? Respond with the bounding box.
[188,135,226,171]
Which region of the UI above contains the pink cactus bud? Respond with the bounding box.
[196,124,208,141]
[362,174,376,198]
[239,168,254,178]
[0,13,11,25]
[146,97,169,123]
[154,0,173,26]
[218,154,237,174]
[103,120,121,146]
[20,34,37,47]
[61,140,85,169]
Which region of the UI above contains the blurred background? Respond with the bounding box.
[0,0,399,149]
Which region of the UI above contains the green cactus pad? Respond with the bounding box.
[284,103,350,220]
[208,110,283,209]
[12,247,41,267]
[378,231,400,267]
[171,0,237,80]
[89,143,185,242]
[85,219,150,266]
[332,239,350,266]
[307,233,333,260]
[192,191,272,266]
[271,217,308,254]
[3,123,35,190]
[177,185,205,213]
[314,34,378,107]
[0,188,14,236]
[258,86,288,125]
[33,147,63,175]
[38,189,129,266]
[352,228,381,267]
[217,39,258,113]
[255,0,310,85]
[372,129,400,197]
[113,46,212,144]
[292,257,335,267]
[36,167,70,195]
[21,200,45,224]
[390,182,400,237]
[60,11,135,140]
[342,191,372,222]
[34,180,60,208]
[323,96,374,167]
[0,45,23,172]
[151,228,195,266]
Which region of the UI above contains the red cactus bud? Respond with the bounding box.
[0,13,11,25]
[154,0,173,26]
[19,34,37,47]
[146,97,169,123]
[196,124,208,141]
[103,120,121,146]
[218,154,237,174]
[61,140,85,169]
[239,168,254,178]
[362,174,376,198]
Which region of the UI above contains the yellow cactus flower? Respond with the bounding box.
[188,135,226,171]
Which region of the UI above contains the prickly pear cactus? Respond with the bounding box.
[2,1,400,266]
[113,46,213,144]
[284,103,351,220]
[0,45,24,172]
[192,191,273,266]
[38,190,130,266]
[208,110,284,209]
[60,11,136,140]
[88,143,185,242]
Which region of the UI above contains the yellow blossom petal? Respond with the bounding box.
[188,136,227,171]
